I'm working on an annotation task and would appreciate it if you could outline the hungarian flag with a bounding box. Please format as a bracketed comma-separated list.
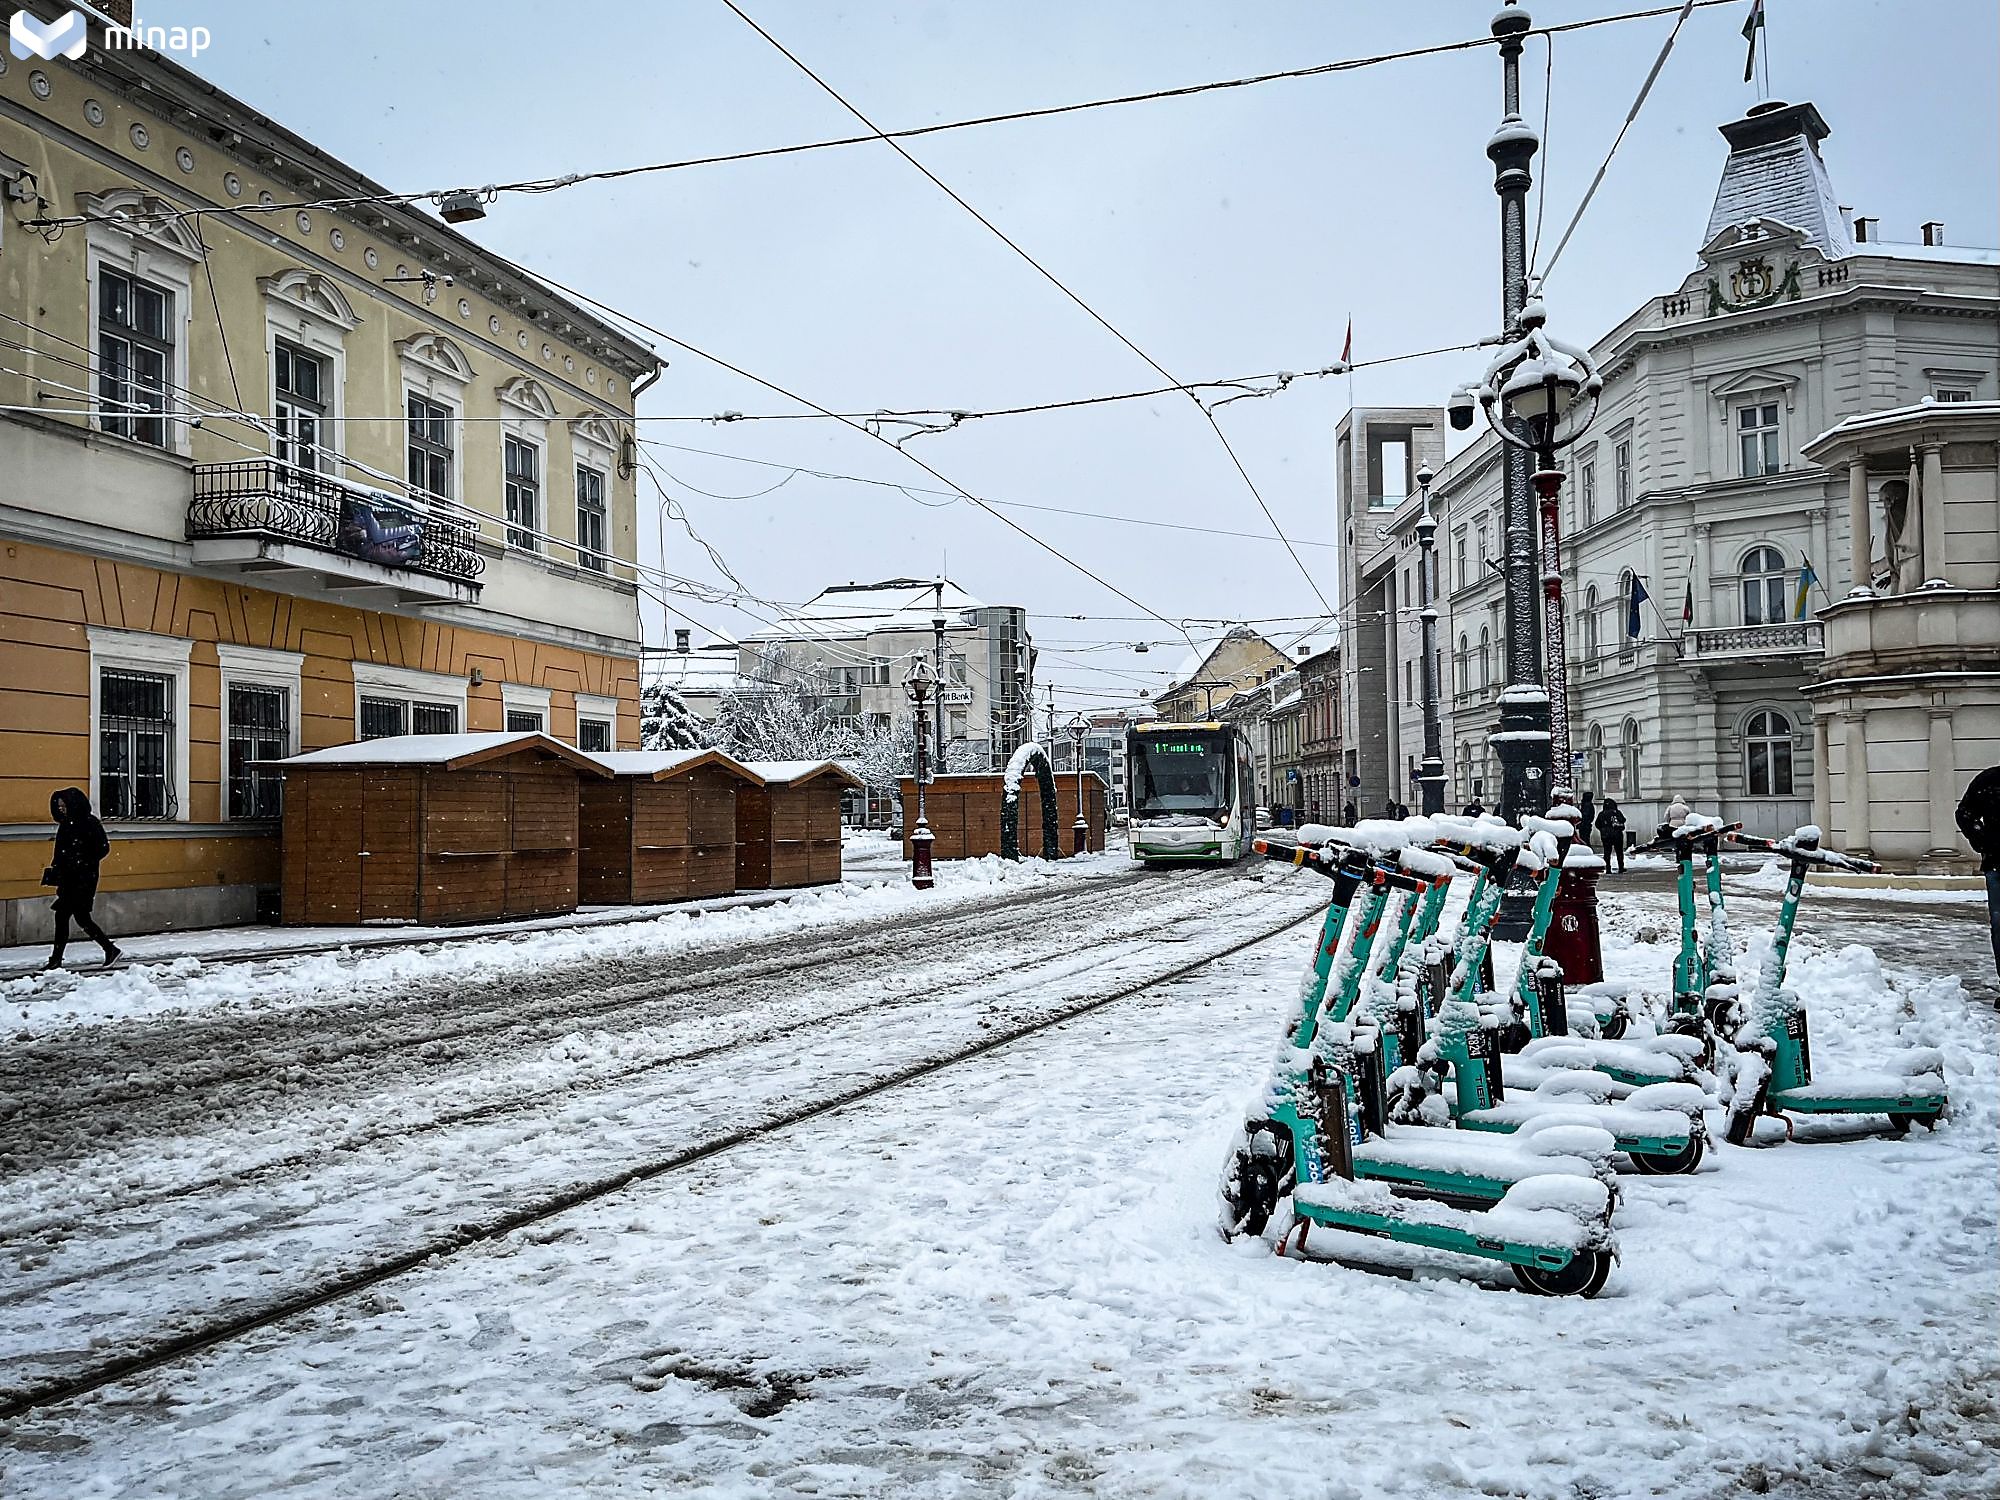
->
[1340, 317, 1353, 369]
[1682, 575, 1695, 627]
[1794, 557, 1819, 619]
[1743, 0, 1765, 83]
[1627, 575, 1649, 639]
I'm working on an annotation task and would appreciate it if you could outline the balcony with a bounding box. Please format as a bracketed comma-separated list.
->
[1684, 620, 1823, 664]
[188, 460, 484, 606]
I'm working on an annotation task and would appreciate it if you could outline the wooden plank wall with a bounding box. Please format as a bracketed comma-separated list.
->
[577, 779, 636, 905]
[899, 773, 1109, 860]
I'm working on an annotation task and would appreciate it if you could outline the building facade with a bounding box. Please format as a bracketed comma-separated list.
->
[737, 579, 1033, 770]
[1153, 626, 1291, 722]
[1391, 98, 1997, 851]
[1297, 639, 1341, 821]
[0, 5, 659, 940]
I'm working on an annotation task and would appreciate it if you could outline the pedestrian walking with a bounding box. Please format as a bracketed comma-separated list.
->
[1463, 798, 1485, 818]
[1341, 799, 1358, 827]
[1577, 790, 1596, 851]
[43, 787, 121, 971]
[1954, 764, 2000, 988]
[1394, 802, 1410, 820]
[1595, 797, 1627, 873]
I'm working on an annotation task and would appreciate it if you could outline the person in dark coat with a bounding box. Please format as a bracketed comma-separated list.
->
[1955, 765, 2000, 984]
[1577, 791, 1596, 852]
[1393, 802, 1410, 820]
[1595, 797, 1627, 873]
[1463, 798, 1485, 818]
[1341, 800, 1358, 827]
[44, 787, 120, 970]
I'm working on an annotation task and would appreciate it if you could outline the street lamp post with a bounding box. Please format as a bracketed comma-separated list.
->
[1414, 462, 1446, 816]
[905, 657, 937, 890]
[1065, 712, 1091, 856]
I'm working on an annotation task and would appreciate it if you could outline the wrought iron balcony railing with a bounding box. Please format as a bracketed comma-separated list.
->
[189, 461, 485, 587]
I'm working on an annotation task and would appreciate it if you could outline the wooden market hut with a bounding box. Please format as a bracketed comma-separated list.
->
[275, 732, 607, 925]
[734, 760, 862, 890]
[578, 749, 764, 905]
[899, 771, 1109, 861]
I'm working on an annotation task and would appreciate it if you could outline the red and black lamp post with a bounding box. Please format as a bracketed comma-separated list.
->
[906, 656, 936, 891]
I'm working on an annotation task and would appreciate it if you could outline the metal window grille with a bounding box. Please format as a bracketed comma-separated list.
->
[575, 465, 607, 571]
[227, 683, 288, 819]
[97, 269, 172, 448]
[578, 717, 612, 753]
[506, 709, 543, 733]
[411, 701, 458, 735]
[505, 436, 540, 551]
[359, 696, 408, 739]
[407, 394, 453, 498]
[99, 667, 175, 818]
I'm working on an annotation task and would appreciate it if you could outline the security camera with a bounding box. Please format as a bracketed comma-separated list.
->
[1447, 385, 1477, 431]
[188, 415, 203, 429]
[442, 274, 455, 287]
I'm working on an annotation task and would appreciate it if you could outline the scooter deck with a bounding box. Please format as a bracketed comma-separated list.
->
[1351, 1125, 1612, 1205]
[1771, 1074, 1947, 1116]
[1292, 1174, 1611, 1272]
[1459, 1097, 1696, 1156]
[1518, 1035, 1703, 1090]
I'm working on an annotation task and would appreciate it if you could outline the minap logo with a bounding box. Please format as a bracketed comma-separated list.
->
[9, 8, 88, 60]
[7, 9, 211, 62]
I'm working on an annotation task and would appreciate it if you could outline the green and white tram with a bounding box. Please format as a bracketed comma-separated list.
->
[1126, 721, 1256, 865]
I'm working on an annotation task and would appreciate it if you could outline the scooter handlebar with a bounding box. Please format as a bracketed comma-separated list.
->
[1726, 829, 1881, 874]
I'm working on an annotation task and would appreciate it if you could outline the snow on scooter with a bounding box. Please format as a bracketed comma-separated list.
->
[1393, 817, 1710, 1175]
[1720, 826, 1947, 1144]
[1220, 837, 1617, 1295]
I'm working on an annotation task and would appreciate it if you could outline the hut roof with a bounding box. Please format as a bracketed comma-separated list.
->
[276, 732, 610, 775]
[739, 759, 865, 789]
[588, 748, 766, 784]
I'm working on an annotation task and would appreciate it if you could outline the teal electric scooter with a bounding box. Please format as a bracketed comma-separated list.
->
[1721, 827, 1948, 1144]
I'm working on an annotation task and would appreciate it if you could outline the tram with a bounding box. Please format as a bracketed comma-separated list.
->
[1125, 721, 1256, 865]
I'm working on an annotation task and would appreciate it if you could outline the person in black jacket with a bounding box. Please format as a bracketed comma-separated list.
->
[1955, 764, 2000, 982]
[1577, 790, 1596, 852]
[1595, 798, 1628, 873]
[44, 787, 120, 970]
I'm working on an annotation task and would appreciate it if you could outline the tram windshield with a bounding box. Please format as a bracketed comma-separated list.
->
[1130, 730, 1232, 819]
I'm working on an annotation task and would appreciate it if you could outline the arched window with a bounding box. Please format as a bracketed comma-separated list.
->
[1618, 571, 1637, 659]
[1459, 741, 1473, 800]
[1742, 546, 1787, 625]
[1744, 709, 1794, 796]
[1478, 625, 1491, 689]
[1583, 584, 1600, 661]
[1588, 722, 1606, 798]
[1620, 717, 1641, 799]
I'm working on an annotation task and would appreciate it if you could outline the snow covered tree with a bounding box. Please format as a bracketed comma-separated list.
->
[708, 650, 855, 763]
[639, 677, 713, 751]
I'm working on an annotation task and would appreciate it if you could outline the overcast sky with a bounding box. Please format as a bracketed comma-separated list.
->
[160, 0, 1998, 714]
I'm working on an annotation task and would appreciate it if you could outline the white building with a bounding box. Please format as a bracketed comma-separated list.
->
[648, 630, 739, 723]
[1346, 99, 1998, 848]
[737, 578, 1034, 770]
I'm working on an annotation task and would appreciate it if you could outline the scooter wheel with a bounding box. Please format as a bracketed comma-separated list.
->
[1628, 1132, 1704, 1176]
[1515, 1248, 1612, 1298]
[1599, 1012, 1629, 1041]
[1888, 1110, 1941, 1134]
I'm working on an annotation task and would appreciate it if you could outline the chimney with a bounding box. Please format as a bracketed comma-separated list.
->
[674, 629, 691, 654]
[1854, 216, 1878, 243]
[1921, 220, 1945, 246]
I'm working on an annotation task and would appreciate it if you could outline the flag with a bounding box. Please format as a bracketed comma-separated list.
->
[1795, 557, 1818, 620]
[1742, 0, 1765, 83]
[1627, 574, 1649, 639]
[1682, 574, 1695, 628]
[1340, 317, 1352, 368]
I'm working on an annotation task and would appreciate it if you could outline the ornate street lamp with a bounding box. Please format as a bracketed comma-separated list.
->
[1467, 293, 1603, 786]
[1065, 712, 1091, 856]
[905, 656, 937, 890]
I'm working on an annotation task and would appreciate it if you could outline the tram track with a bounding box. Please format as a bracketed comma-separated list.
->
[0, 876, 1320, 1419]
[0, 865, 1186, 1150]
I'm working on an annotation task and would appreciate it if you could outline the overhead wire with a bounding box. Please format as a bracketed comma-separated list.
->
[720, 0, 1334, 617]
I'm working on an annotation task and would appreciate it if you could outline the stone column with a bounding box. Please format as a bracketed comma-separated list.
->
[1846, 459, 1872, 594]
[1811, 712, 1832, 836]
[1842, 710, 1871, 855]
[1926, 706, 1958, 863]
[1919, 442, 1947, 586]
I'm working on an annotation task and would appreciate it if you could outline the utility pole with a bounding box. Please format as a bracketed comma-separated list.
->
[931, 580, 948, 775]
[1489, 0, 1549, 934]
[1415, 462, 1446, 815]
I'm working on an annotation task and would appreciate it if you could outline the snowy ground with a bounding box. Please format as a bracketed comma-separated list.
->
[1, 863, 1994, 1498]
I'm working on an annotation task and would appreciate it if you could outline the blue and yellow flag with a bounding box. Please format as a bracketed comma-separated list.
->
[1794, 557, 1818, 620]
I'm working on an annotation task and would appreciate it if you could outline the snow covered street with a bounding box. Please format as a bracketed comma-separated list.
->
[1, 864, 1995, 1498]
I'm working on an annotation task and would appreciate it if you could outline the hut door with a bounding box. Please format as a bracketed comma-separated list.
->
[304, 772, 365, 923]
[360, 773, 419, 920]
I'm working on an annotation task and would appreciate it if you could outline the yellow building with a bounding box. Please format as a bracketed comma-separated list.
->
[0, 5, 661, 941]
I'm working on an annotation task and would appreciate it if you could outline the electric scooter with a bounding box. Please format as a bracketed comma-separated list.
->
[1720, 827, 1948, 1144]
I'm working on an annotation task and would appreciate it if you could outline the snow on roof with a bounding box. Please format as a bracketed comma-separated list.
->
[744, 579, 992, 643]
[276, 732, 607, 773]
[648, 649, 740, 696]
[589, 749, 763, 783]
[1805, 398, 2000, 452]
[739, 759, 864, 788]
